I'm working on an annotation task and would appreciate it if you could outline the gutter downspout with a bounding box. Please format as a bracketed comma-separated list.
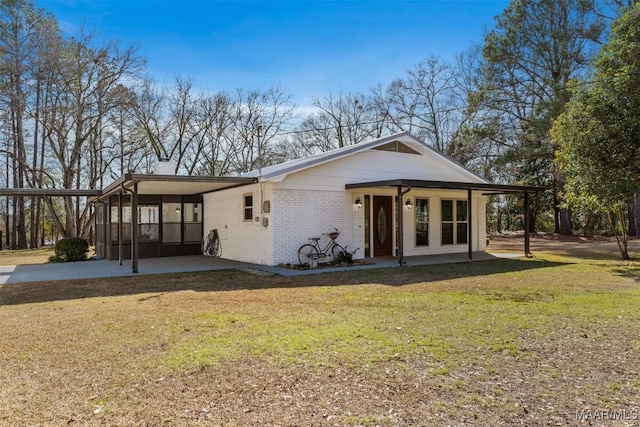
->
[468, 189, 473, 260]
[118, 190, 123, 266]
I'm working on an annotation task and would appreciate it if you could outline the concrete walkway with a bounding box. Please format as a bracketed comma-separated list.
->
[0, 252, 522, 284]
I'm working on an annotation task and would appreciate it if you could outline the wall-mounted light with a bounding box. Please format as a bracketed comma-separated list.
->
[355, 197, 362, 209]
[405, 199, 413, 209]
[175, 207, 181, 213]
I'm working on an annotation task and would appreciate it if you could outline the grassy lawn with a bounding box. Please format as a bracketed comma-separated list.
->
[0, 246, 55, 265]
[1, 238, 639, 425]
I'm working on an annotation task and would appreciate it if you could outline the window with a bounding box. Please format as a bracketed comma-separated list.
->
[415, 198, 429, 246]
[183, 202, 202, 243]
[441, 199, 468, 245]
[110, 205, 131, 244]
[138, 205, 159, 242]
[162, 202, 181, 243]
[162, 200, 203, 243]
[455, 200, 468, 245]
[243, 194, 253, 221]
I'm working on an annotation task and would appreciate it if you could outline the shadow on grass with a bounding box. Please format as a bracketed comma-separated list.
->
[612, 266, 640, 283]
[0, 257, 569, 306]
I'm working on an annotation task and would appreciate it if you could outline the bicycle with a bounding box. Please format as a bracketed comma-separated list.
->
[202, 229, 221, 257]
[297, 228, 346, 265]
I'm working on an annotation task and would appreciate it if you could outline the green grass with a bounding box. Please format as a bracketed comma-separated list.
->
[159, 255, 640, 375]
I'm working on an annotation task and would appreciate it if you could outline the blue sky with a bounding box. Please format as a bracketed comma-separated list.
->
[35, 0, 509, 106]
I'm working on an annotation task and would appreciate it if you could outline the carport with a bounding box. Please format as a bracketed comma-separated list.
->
[91, 173, 256, 273]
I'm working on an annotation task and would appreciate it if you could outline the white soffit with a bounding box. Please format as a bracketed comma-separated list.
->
[135, 180, 248, 195]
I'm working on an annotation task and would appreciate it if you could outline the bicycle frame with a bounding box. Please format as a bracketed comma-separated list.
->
[298, 230, 345, 266]
[310, 237, 339, 257]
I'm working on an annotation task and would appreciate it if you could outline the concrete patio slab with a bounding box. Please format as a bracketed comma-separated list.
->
[0, 252, 523, 284]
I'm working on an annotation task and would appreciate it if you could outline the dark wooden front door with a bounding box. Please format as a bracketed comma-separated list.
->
[373, 196, 393, 256]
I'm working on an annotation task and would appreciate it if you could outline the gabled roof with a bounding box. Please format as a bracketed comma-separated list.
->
[242, 132, 490, 184]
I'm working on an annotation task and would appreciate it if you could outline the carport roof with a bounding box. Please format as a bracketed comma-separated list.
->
[92, 173, 256, 202]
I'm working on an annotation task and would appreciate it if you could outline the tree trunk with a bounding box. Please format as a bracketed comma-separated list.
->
[529, 210, 537, 233]
[30, 80, 42, 248]
[628, 202, 637, 236]
[46, 197, 68, 238]
[37, 77, 51, 247]
[4, 146, 9, 249]
[3, 198, 9, 249]
[553, 192, 561, 233]
[11, 124, 17, 250]
[635, 194, 640, 237]
[559, 207, 572, 235]
[555, 176, 572, 235]
[608, 209, 630, 261]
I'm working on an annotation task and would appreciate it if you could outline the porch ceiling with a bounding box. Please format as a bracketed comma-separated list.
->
[93, 173, 256, 201]
[345, 179, 544, 194]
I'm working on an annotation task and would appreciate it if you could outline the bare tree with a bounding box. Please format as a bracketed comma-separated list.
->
[445, 46, 504, 171]
[184, 92, 234, 176]
[283, 114, 341, 160]
[131, 78, 171, 161]
[42, 28, 143, 238]
[226, 87, 296, 173]
[372, 57, 461, 153]
[0, 0, 54, 248]
[310, 91, 373, 149]
[101, 83, 152, 179]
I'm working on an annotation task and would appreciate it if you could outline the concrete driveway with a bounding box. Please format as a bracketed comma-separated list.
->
[0, 252, 521, 284]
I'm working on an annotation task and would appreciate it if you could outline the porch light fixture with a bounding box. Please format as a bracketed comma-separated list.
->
[175, 207, 181, 213]
[405, 199, 413, 209]
[355, 197, 362, 209]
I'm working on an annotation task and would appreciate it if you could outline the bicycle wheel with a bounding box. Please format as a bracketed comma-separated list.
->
[212, 238, 221, 257]
[331, 243, 346, 260]
[203, 229, 221, 257]
[213, 230, 221, 257]
[298, 244, 318, 265]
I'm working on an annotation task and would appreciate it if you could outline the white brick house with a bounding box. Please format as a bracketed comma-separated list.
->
[202, 132, 539, 266]
[94, 132, 539, 271]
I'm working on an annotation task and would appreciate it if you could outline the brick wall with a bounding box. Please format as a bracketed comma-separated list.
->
[204, 184, 488, 265]
[270, 188, 355, 265]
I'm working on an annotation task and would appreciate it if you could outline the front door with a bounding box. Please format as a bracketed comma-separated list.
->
[373, 196, 393, 256]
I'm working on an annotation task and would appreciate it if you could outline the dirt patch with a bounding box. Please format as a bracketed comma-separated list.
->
[489, 232, 640, 260]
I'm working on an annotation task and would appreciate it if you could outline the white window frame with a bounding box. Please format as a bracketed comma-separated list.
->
[441, 199, 468, 245]
[415, 198, 429, 247]
[243, 193, 254, 222]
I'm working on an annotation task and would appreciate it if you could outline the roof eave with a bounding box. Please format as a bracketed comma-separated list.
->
[345, 179, 544, 193]
[94, 174, 257, 201]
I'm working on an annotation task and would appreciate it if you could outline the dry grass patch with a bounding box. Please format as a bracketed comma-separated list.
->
[0, 247, 55, 265]
[1, 241, 640, 425]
